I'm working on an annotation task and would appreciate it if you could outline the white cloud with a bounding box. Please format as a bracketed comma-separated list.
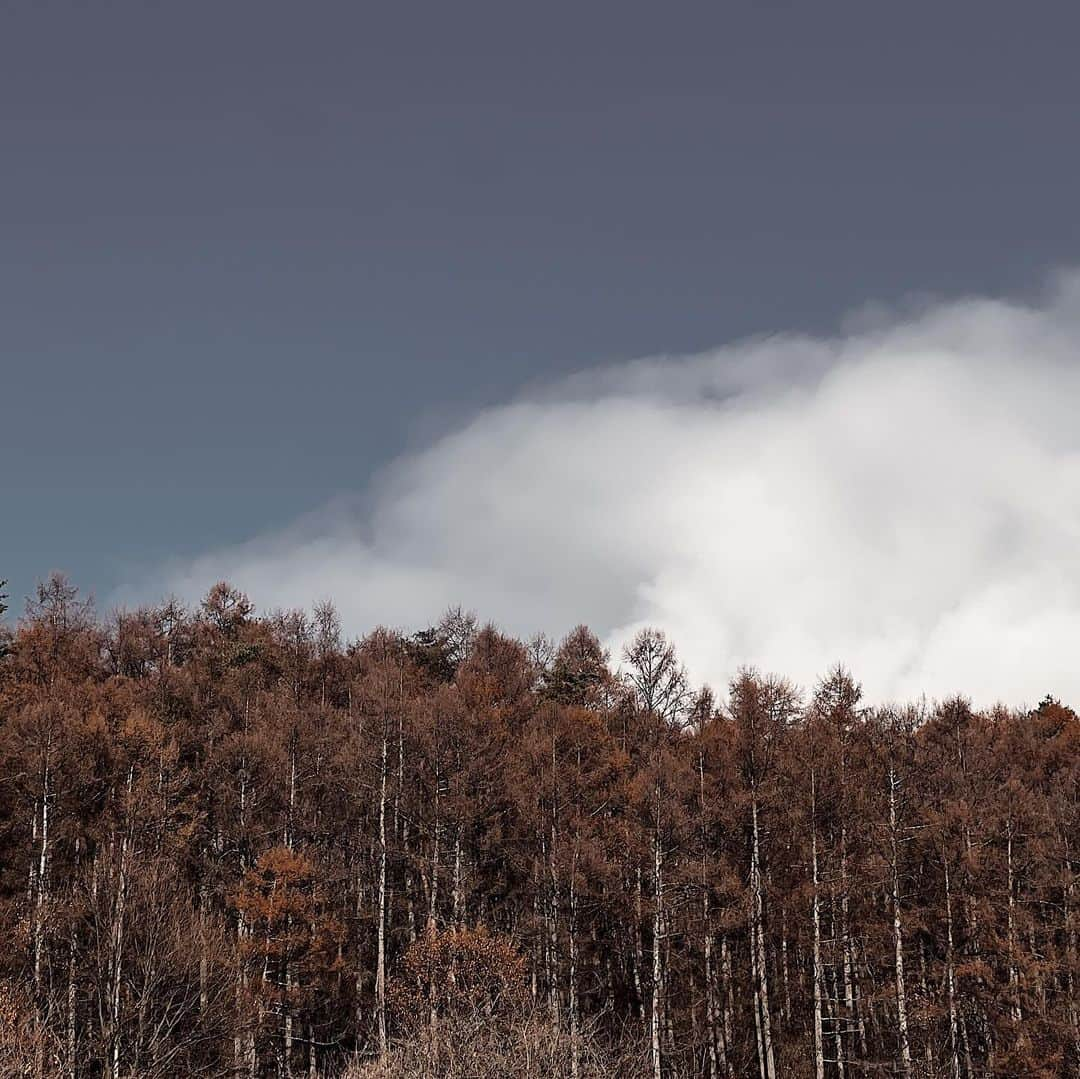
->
[146, 276, 1080, 706]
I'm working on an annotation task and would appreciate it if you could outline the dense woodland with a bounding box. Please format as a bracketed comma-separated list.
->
[1, 574, 1078, 1077]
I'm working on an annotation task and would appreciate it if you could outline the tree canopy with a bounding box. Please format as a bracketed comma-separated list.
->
[0, 577, 1075, 1077]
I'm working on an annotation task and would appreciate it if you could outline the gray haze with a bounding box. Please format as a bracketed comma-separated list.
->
[4, 2, 1080, 665]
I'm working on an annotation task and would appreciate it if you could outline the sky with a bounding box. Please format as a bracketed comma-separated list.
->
[5, 2, 1080, 703]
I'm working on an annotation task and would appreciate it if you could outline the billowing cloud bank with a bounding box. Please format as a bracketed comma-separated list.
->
[154, 278, 1080, 705]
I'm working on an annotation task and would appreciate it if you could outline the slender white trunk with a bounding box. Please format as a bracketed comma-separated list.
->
[780, 909, 791, 1027]
[700, 754, 722, 1079]
[395, 705, 403, 839]
[1007, 830, 1022, 1022]
[944, 859, 961, 1079]
[751, 797, 776, 1079]
[547, 815, 561, 1024]
[107, 833, 130, 1079]
[452, 830, 463, 928]
[1067, 858, 1080, 1064]
[811, 775, 825, 1079]
[199, 879, 209, 1013]
[539, 837, 553, 1012]
[704, 923, 721, 1078]
[721, 936, 735, 1078]
[67, 839, 79, 1079]
[285, 737, 297, 849]
[284, 927, 293, 1079]
[34, 759, 51, 999]
[429, 765, 440, 931]
[840, 833, 856, 1061]
[751, 916, 765, 1079]
[568, 846, 579, 1079]
[651, 783, 663, 1079]
[547, 731, 562, 1025]
[634, 867, 645, 1020]
[375, 724, 389, 1058]
[888, 769, 912, 1078]
[235, 905, 250, 1076]
[830, 918, 846, 1079]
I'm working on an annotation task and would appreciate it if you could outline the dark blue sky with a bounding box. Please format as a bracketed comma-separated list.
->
[4, 1, 1080, 612]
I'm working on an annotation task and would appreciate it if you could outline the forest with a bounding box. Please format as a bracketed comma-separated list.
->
[0, 573, 1077, 1078]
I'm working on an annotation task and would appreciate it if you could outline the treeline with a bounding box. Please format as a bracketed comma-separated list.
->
[1, 574, 1078, 1077]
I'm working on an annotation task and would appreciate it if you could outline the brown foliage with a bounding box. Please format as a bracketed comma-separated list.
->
[345, 1010, 647, 1079]
[2, 577, 1079, 1077]
[389, 926, 527, 1027]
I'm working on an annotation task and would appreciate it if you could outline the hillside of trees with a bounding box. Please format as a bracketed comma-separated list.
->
[1, 573, 1078, 1077]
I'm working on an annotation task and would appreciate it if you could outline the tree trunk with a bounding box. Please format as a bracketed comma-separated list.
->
[700, 747, 723, 1079]
[67, 881, 77, 1079]
[944, 858, 961, 1079]
[811, 775, 826, 1079]
[699, 751, 717, 1079]
[751, 797, 777, 1079]
[33, 756, 52, 1002]
[780, 908, 792, 1028]
[106, 833, 130, 1079]
[285, 734, 297, 850]
[452, 830, 463, 928]
[429, 765, 441, 932]
[751, 912, 765, 1079]
[651, 782, 664, 1079]
[888, 768, 912, 1079]
[547, 820, 561, 1024]
[1006, 829, 1022, 1023]
[375, 723, 389, 1058]
[199, 878, 209, 1014]
[634, 867, 645, 1022]
[704, 921, 722, 1078]
[1067, 856, 1080, 1065]
[721, 936, 735, 1078]
[569, 844, 580, 1079]
[283, 922, 293, 1079]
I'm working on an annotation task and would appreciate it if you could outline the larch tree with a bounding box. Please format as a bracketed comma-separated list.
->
[2, 576, 1080, 1077]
